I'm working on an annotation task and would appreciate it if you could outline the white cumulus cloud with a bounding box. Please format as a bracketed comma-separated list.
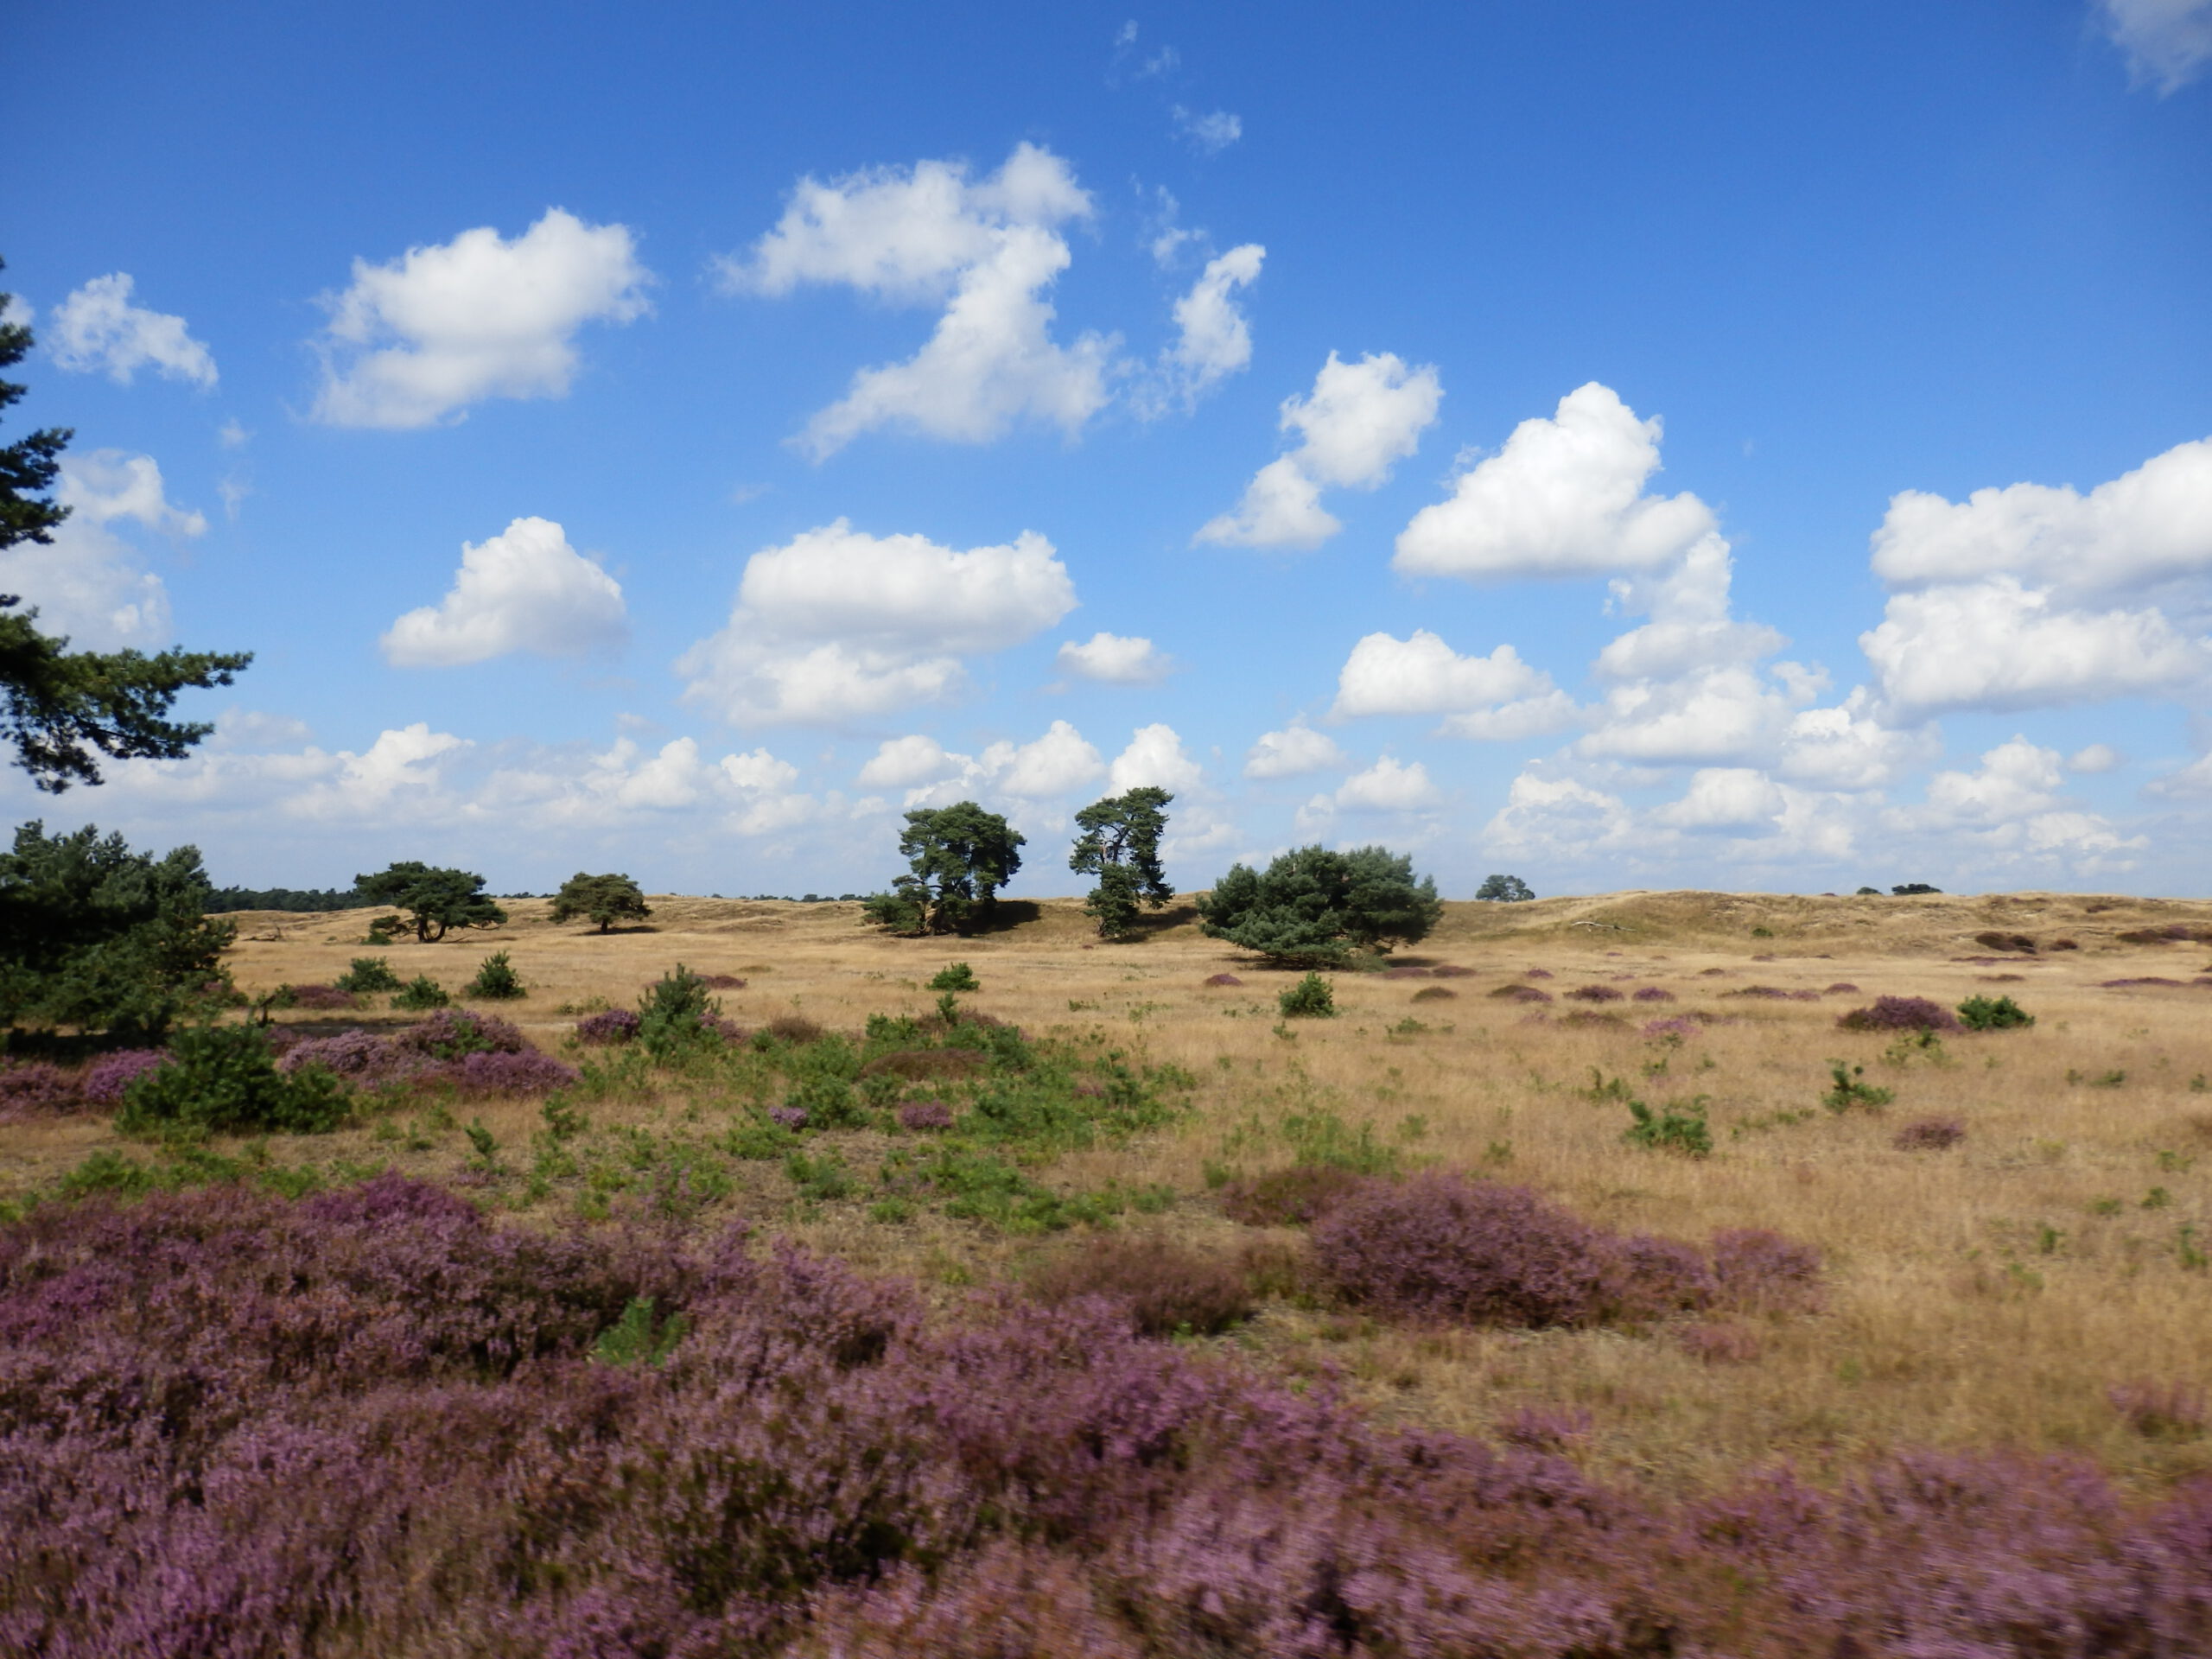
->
[1198, 351, 1442, 550]
[1332, 755, 1441, 813]
[677, 519, 1077, 725]
[381, 516, 627, 667]
[1243, 721, 1347, 779]
[1055, 631, 1172, 684]
[1395, 382, 1719, 582]
[2068, 742, 2126, 774]
[1142, 243, 1264, 415]
[724, 143, 1114, 458]
[1331, 629, 1569, 741]
[313, 209, 652, 428]
[1652, 767, 1788, 832]
[857, 734, 960, 790]
[982, 720, 1106, 798]
[1173, 107, 1243, 153]
[1109, 722, 1204, 794]
[48, 274, 217, 386]
[2101, 0, 2212, 92]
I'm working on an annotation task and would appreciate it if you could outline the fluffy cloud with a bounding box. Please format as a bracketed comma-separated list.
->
[313, 209, 652, 428]
[1109, 722, 1204, 794]
[982, 720, 1105, 798]
[0, 451, 203, 649]
[1055, 631, 1173, 684]
[725, 144, 1114, 458]
[1332, 756, 1440, 812]
[2101, 0, 2212, 92]
[678, 519, 1076, 725]
[1198, 351, 1441, 550]
[1395, 382, 1719, 581]
[1880, 737, 2145, 869]
[856, 734, 958, 790]
[1243, 721, 1346, 779]
[2068, 743, 2126, 774]
[1651, 767, 1787, 832]
[1481, 772, 1635, 862]
[1144, 244, 1264, 414]
[1330, 629, 1573, 739]
[1860, 577, 2207, 718]
[1173, 106, 1243, 153]
[380, 517, 626, 667]
[47, 274, 216, 386]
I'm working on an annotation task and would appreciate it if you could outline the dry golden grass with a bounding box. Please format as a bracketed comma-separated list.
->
[10, 886, 2212, 1501]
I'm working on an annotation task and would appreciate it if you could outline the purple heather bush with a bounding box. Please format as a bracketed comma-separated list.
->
[576, 1007, 642, 1045]
[1202, 973, 1244, 987]
[0, 1179, 2208, 1655]
[1491, 985, 1554, 1003]
[79, 1048, 171, 1106]
[769, 1104, 810, 1130]
[1631, 986, 1676, 1003]
[0, 1061, 80, 1120]
[283, 982, 358, 1010]
[895, 1099, 953, 1132]
[1837, 995, 1965, 1033]
[1564, 985, 1624, 1003]
[393, 1007, 526, 1058]
[445, 1049, 581, 1097]
[1522, 967, 1554, 979]
[1642, 1017, 1700, 1042]
[1709, 1228, 1825, 1315]
[1826, 982, 1860, 994]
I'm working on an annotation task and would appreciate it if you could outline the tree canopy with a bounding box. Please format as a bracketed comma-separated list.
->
[862, 802, 1025, 936]
[354, 862, 508, 943]
[1069, 786, 1173, 939]
[0, 820, 235, 1039]
[1475, 874, 1536, 902]
[1196, 844, 1442, 967]
[0, 257, 251, 792]
[551, 871, 653, 932]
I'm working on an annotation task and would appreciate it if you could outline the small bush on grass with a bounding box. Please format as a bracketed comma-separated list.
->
[1823, 1061, 1895, 1112]
[1410, 985, 1457, 1002]
[1277, 972, 1337, 1019]
[334, 956, 404, 994]
[1566, 984, 1625, 1003]
[766, 1012, 825, 1045]
[1958, 994, 2033, 1031]
[1894, 1116, 1967, 1150]
[273, 983, 356, 1010]
[1632, 986, 1676, 1002]
[466, 950, 526, 1000]
[1218, 1163, 1371, 1227]
[636, 964, 730, 1059]
[575, 1007, 641, 1045]
[927, 962, 980, 992]
[118, 1024, 349, 1135]
[1027, 1235, 1255, 1337]
[0, 1061, 79, 1119]
[1202, 972, 1243, 987]
[1838, 995, 1962, 1033]
[392, 976, 448, 1011]
[1624, 1096, 1712, 1157]
[896, 1099, 954, 1132]
[80, 1048, 169, 1106]
[1491, 984, 1552, 1003]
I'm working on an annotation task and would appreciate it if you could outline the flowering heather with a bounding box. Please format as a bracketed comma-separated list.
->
[1428, 964, 1476, 978]
[1893, 1116, 1967, 1151]
[1630, 986, 1675, 1002]
[392, 1007, 527, 1058]
[1202, 973, 1243, 987]
[896, 1099, 953, 1132]
[1642, 1017, 1699, 1041]
[0, 1061, 78, 1120]
[1710, 1228, 1825, 1315]
[1491, 984, 1553, 1003]
[1523, 967, 1554, 979]
[769, 1104, 810, 1130]
[1026, 1235, 1255, 1337]
[0, 1179, 2209, 1655]
[1218, 1163, 1371, 1227]
[1826, 982, 1859, 994]
[1837, 995, 1964, 1033]
[283, 982, 358, 1010]
[1726, 985, 1793, 1000]
[79, 1048, 171, 1106]
[444, 1048, 580, 1097]
[576, 1007, 642, 1045]
[1564, 984, 1624, 1003]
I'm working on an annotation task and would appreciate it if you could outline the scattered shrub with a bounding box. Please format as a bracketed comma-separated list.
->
[1631, 986, 1675, 1002]
[699, 973, 748, 989]
[576, 1007, 642, 1045]
[928, 962, 981, 992]
[1277, 972, 1337, 1019]
[1726, 985, 1792, 1000]
[394, 1007, 525, 1060]
[1565, 984, 1624, 1003]
[1027, 1235, 1255, 1338]
[2118, 924, 2212, 944]
[769, 1104, 810, 1130]
[637, 963, 730, 1058]
[1974, 931, 2037, 953]
[2109, 1380, 2208, 1441]
[0, 1061, 78, 1119]
[443, 1049, 579, 1097]
[392, 975, 448, 1011]
[1202, 973, 1243, 987]
[1410, 985, 1458, 1002]
[1429, 964, 1476, 978]
[1822, 1061, 1895, 1112]
[466, 950, 526, 1000]
[1624, 1096, 1713, 1157]
[118, 1023, 349, 1135]
[861, 1047, 986, 1082]
[2049, 938, 2080, 950]
[1218, 1163, 1371, 1227]
[79, 1048, 169, 1106]
[2102, 977, 2185, 989]
[1825, 982, 1859, 994]
[1893, 1116, 1967, 1151]
[896, 1099, 954, 1132]
[334, 956, 404, 994]
[278, 982, 357, 1010]
[766, 1012, 824, 1045]
[1710, 1227, 1825, 1314]
[1490, 984, 1553, 1003]
[1837, 995, 1962, 1033]
[1957, 994, 2033, 1031]
[1523, 968, 1554, 979]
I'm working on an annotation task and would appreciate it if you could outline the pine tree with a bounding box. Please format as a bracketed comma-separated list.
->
[1069, 786, 1173, 939]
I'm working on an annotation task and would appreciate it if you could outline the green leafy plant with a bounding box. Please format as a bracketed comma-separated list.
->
[550, 871, 652, 933]
[1277, 972, 1338, 1020]
[1822, 1060, 1895, 1112]
[1957, 995, 2034, 1031]
[392, 976, 448, 1011]
[1624, 1096, 1712, 1156]
[466, 950, 526, 1000]
[117, 1024, 348, 1135]
[1199, 844, 1442, 969]
[334, 956, 402, 994]
[927, 961, 980, 992]
[636, 963, 726, 1060]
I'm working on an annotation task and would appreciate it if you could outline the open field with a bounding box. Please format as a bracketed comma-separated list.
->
[11, 885, 2210, 1508]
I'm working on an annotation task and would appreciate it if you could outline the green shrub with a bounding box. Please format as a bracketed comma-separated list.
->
[392, 976, 448, 1011]
[117, 1024, 349, 1135]
[1957, 995, 2034, 1031]
[466, 950, 526, 1000]
[1623, 1096, 1712, 1156]
[591, 1297, 688, 1367]
[1822, 1061, 1896, 1111]
[1278, 972, 1337, 1019]
[334, 956, 402, 994]
[927, 961, 980, 992]
[637, 963, 726, 1060]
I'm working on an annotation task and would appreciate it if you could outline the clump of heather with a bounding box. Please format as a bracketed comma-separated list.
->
[1837, 995, 1964, 1033]
[1893, 1116, 1967, 1151]
[0, 1060, 79, 1120]
[1710, 1228, 1825, 1315]
[896, 1099, 953, 1132]
[1565, 984, 1624, 1003]
[576, 1007, 642, 1045]
[1631, 986, 1676, 1002]
[444, 1048, 580, 1096]
[1203, 972, 1244, 987]
[770, 1104, 810, 1130]
[1027, 1235, 1255, 1338]
[1491, 984, 1553, 1003]
[1218, 1163, 1371, 1227]
[1642, 1016, 1699, 1042]
[79, 1048, 170, 1106]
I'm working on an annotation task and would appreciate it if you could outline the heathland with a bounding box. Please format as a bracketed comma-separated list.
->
[5, 884, 2211, 1653]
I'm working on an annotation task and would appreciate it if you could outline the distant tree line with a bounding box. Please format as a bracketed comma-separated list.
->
[203, 887, 362, 913]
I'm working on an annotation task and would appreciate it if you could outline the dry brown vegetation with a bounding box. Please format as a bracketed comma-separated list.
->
[10, 884, 2212, 1505]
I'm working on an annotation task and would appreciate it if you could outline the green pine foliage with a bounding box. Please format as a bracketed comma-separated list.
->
[1957, 995, 2035, 1031]
[1475, 874, 1535, 902]
[861, 802, 1025, 936]
[466, 950, 526, 1000]
[334, 957, 403, 994]
[1623, 1096, 1713, 1156]
[116, 1024, 348, 1135]
[1277, 972, 1338, 1019]
[550, 871, 652, 932]
[353, 861, 508, 944]
[392, 976, 448, 1011]
[1197, 844, 1442, 968]
[1069, 786, 1173, 939]
[927, 962, 980, 992]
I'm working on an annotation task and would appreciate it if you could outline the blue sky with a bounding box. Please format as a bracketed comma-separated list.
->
[3, 0, 2209, 897]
